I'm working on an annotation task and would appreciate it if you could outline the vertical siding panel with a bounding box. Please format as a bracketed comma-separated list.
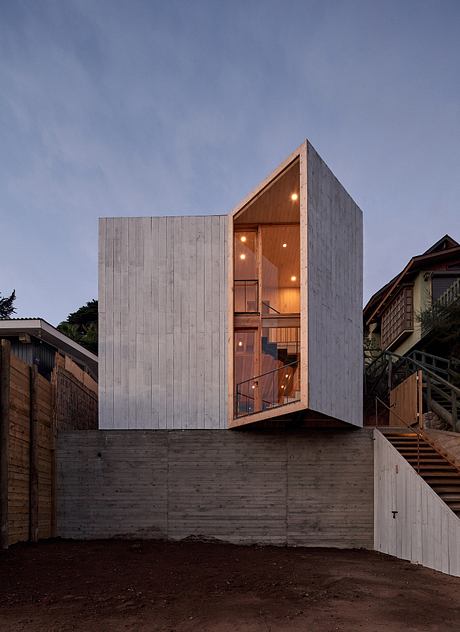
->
[218, 217, 227, 428]
[157, 217, 167, 426]
[120, 218, 130, 427]
[188, 216, 198, 429]
[150, 218, 160, 429]
[112, 218, 122, 428]
[105, 218, 115, 429]
[138, 217, 151, 427]
[307, 143, 363, 426]
[98, 218, 107, 428]
[209, 216, 219, 427]
[195, 217, 206, 425]
[165, 218, 175, 427]
[102, 215, 227, 429]
[127, 219, 137, 428]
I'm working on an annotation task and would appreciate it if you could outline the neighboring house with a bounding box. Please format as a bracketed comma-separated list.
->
[98, 140, 363, 430]
[0, 318, 98, 382]
[364, 235, 460, 358]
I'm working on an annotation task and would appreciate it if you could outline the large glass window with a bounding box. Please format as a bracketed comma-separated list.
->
[234, 330, 257, 416]
[261, 225, 300, 314]
[234, 230, 258, 312]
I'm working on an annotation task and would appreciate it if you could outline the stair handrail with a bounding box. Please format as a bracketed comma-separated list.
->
[375, 395, 460, 475]
[235, 360, 300, 417]
[384, 350, 460, 396]
[375, 395, 423, 472]
[261, 301, 282, 315]
[385, 350, 460, 431]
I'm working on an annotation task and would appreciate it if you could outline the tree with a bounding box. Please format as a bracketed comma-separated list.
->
[0, 289, 16, 319]
[58, 299, 98, 354]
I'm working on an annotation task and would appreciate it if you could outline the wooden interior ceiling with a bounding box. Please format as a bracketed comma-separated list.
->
[234, 158, 300, 225]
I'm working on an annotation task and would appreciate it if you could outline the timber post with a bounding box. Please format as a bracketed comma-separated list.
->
[0, 339, 11, 549]
[29, 364, 39, 543]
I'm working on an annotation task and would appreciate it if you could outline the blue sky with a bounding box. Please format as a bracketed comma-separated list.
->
[1, 0, 459, 324]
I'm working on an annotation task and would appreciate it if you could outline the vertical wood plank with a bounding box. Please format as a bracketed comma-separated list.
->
[29, 365, 39, 543]
[0, 340, 10, 549]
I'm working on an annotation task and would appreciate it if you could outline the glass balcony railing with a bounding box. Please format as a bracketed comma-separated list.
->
[235, 360, 300, 418]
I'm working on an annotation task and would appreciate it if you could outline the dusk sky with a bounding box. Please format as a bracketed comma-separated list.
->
[1, 0, 459, 325]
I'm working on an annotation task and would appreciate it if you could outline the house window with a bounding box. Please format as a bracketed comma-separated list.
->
[380, 286, 414, 349]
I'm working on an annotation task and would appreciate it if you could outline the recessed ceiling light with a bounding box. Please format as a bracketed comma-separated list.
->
[240, 253, 246, 260]
[282, 243, 287, 248]
[285, 373, 289, 378]
[291, 192, 298, 201]
[240, 235, 247, 242]
[238, 340, 243, 347]
[291, 275, 297, 282]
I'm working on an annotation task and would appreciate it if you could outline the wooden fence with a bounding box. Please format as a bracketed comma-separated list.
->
[0, 339, 97, 548]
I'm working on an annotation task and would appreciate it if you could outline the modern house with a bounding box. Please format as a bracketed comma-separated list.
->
[52, 140, 460, 578]
[98, 140, 363, 430]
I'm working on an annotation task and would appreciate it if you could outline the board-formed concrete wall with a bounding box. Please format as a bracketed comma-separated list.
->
[306, 142, 363, 427]
[374, 430, 460, 576]
[56, 428, 374, 547]
[99, 215, 228, 430]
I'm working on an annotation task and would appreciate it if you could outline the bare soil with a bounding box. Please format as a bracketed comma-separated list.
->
[1, 539, 459, 631]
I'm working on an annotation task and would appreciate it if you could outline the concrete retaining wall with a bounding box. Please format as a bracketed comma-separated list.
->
[56, 428, 374, 548]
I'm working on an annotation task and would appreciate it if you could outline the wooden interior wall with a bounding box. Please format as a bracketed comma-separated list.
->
[374, 429, 460, 576]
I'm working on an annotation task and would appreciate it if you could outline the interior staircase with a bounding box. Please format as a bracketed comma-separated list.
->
[382, 429, 460, 517]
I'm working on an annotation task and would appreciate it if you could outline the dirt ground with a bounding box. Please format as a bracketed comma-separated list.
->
[0, 540, 459, 631]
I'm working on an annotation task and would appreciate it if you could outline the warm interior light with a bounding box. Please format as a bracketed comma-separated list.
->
[291, 192, 298, 201]
[281, 385, 285, 389]
[240, 235, 247, 242]
[240, 253, 246, 260]
[291, 275, 297, 282]
[282, 243, 287, 248]
[251, 384, 256, 389]
[285, 374, 289, 378]
[238, 340, 243, 347]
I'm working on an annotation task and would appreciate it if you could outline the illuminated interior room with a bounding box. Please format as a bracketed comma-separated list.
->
[233, 158, 301, 418]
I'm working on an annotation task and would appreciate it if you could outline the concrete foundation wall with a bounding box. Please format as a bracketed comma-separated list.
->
[57, 428, 374, 548]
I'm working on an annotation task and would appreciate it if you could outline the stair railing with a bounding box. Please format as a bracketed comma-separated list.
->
[384, 350, 460, 432]
[375, 396, 422, 473]
[261, 301, 282, 315]
[375, 395, 460, 475]
[235, 360, 300, 418]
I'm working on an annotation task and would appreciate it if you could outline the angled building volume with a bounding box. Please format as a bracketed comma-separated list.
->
[98, 140, 363, 430]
